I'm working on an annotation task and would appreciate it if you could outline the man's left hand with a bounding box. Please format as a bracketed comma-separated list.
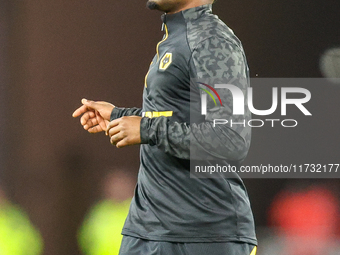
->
[106, 116, 142, 148]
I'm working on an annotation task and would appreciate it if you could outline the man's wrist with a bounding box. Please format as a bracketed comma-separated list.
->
[140, 117, 151, 144]
[110, 106, 122, 121]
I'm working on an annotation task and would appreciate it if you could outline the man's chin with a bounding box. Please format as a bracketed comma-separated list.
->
[146, 1, 159, 10]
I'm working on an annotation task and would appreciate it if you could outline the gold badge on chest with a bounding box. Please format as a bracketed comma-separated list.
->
[159, 53, 172, 71]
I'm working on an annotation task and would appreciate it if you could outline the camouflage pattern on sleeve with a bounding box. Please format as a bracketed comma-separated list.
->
[110, 107, 142, 121]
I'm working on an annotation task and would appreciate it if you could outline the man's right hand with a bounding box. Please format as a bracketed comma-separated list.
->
[72, 99, 115, 133]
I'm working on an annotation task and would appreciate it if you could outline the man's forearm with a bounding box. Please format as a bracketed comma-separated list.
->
[140, 116, 250, 161]
[110, 107, 143, 121]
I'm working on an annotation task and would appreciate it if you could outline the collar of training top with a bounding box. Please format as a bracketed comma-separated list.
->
[161, 4, 212, 28]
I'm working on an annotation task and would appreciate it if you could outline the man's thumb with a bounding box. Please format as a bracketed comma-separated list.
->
[82, 98, 96, 108]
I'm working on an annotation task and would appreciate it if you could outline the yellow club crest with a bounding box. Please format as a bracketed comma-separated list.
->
[159, 53, 172, 70]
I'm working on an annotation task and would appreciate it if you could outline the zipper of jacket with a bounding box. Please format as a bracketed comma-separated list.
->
[145, 15, 169, 88]
[156, 24, 168, 62]
[157, 13, 168, 62]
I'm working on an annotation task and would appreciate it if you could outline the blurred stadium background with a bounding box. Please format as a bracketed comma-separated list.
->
[0, 0, 339, 254]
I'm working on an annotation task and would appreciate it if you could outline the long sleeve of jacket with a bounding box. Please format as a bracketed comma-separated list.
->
[140, 36, 251, 162]
[110, 107, 142, 121]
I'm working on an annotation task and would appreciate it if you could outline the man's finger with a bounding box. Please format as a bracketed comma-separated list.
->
[72, 104, 89, 118]
[116, 139, 128, 148]
[73, 98, 99, 118]
[80, 111, 96, 125]
[107, 125, 120, 138]
[84, 117, 99, 130]
[88, 125, 104, 133]
[96, 113, 108, 131]
[82, 99, 101, 111]
[106, 119, 120, 135]
[110, 133, 123, 145]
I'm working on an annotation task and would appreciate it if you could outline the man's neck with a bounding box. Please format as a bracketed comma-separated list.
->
[167, 1, 211, 15]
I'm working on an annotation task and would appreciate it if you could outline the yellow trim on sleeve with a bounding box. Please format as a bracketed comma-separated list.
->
[144, 111, 173, 118]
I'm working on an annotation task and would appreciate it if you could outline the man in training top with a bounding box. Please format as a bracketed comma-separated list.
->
[73, 0, 257, 254]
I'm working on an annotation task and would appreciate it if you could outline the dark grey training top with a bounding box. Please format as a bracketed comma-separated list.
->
[110, 4, 257, 245]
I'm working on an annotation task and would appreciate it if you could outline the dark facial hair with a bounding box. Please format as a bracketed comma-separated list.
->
[146, 1, 159, 10]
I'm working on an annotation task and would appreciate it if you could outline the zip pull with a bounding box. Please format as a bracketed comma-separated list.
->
[161, 13, 166, 31]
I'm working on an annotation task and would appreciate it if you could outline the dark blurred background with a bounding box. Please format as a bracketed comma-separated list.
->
[0, 0, 339, 254]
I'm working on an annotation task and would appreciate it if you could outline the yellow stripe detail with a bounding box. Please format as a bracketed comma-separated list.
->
[144, 61, 153, 88]
[250, 246, 257, 255]
[144, 111, 173, 118]
[156, 24, 168, 62]
[145, 25, 168, 88]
